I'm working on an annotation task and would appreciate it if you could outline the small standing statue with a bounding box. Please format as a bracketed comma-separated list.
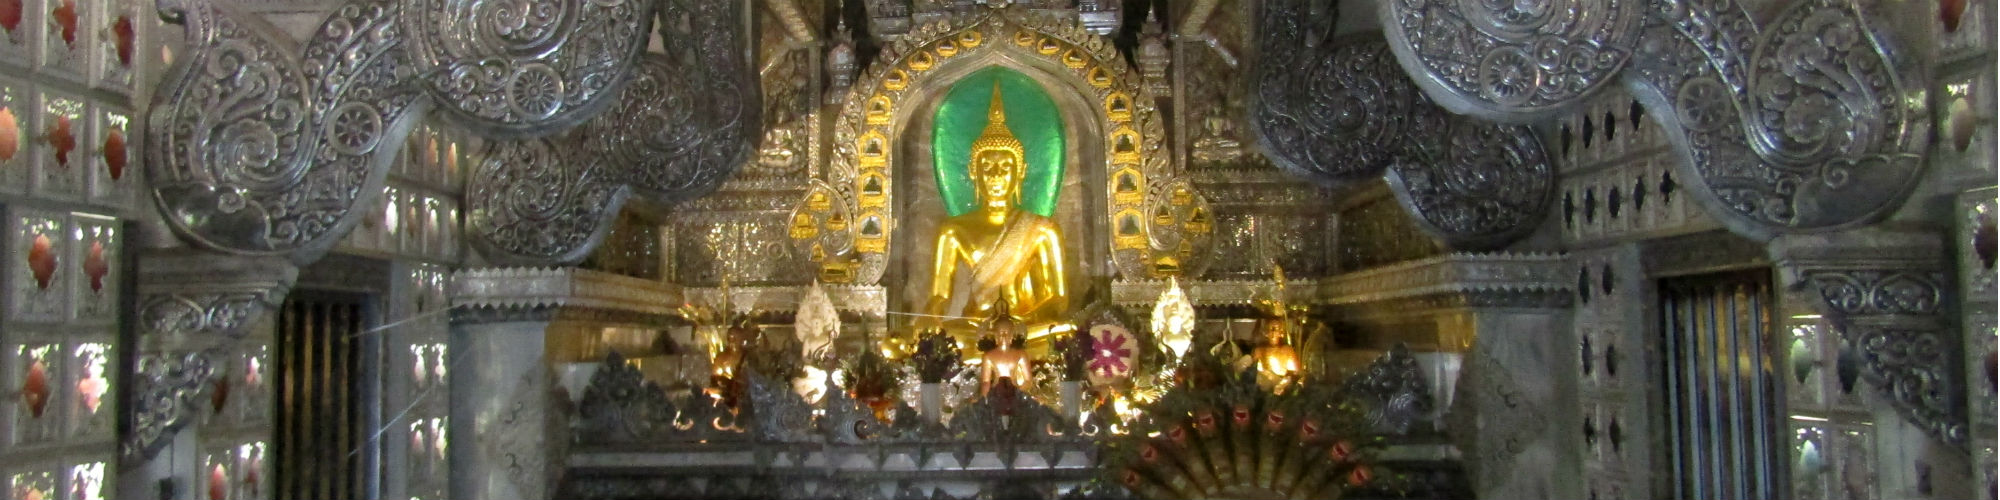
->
[979, 300, 1033, 399]
[708, 317, 761, 408]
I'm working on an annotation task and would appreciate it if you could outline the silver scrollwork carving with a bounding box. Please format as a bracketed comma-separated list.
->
[1799, 268, 1966, 448]
[1379, 0, 1644, 120]
[149, 0, 425, 262]
[398, 0, 655, 137]
[1249, 21, 1553, 249]
[1250, 10, 1426, 189]
[124, 351, 218, 460]
[1388, 117, 1555, 250]
[465, 137, 629, 265]
[585, 0, 760, 204]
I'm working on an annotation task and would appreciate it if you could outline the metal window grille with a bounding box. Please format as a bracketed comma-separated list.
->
[274, 291, 372, 500]
[1660, 270, 1785, 500]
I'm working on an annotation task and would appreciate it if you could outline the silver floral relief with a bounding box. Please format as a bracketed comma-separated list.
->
[586, 0, 759, 204]
[1388, 116, 1554, 250]
[1250, 5, 1427, 189]
[125, 351, 218, 460]
[397, 0, 654, 137]
[1379, 0, 1644, 120]
[1625, 0, 1926, 238]
[149, 0, 425, 262]
[466, 137, 629, 265]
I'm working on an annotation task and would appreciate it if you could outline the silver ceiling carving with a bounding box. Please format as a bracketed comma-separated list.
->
[588, 0, 758, 204]
[149, 0, 425, 263]
[466, 0, 758, 265]
[149, 0, 752, 267]
[1249, 3, 1553, 250]
[465, 137, 629, 264]
[1380, 0, 1644, 120]
[399, 0, 653, 137]
[1380, 0, 1930, 240]
[1388, 117, 1554, 249]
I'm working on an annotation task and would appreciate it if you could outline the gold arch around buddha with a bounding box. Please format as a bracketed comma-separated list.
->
[794, 9, 1178, 285]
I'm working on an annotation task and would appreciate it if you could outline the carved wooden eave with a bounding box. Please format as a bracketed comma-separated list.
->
[451, 268, 684, 324]
[1319, 253, 1572, 307]
[680, 285, 889, 316]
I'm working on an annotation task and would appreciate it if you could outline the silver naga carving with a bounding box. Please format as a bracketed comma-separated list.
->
[400, 0, 653, 137]
[1380, 0, 1930, 239]
[148, 0, 425, 262]
[467, 0, 758, 265]
[125, 351, 218, 459]
[1248, 10, 1552, 250]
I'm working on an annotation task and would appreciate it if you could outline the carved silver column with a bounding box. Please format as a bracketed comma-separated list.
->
[450, 267, 683, 500]
[1771, 228, 1968, 451]
[121, 250, 296, 500]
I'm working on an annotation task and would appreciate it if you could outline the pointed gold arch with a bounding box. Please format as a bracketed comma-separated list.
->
[790, 9, 1208, 285]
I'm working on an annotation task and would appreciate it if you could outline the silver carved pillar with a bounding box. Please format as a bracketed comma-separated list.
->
[1770, 227, 1973, 497]
[121, 250, 296, 499]
[448, 316, 561, 500]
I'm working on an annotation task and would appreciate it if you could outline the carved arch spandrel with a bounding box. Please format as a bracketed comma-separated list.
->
[148, 0, 428, 264]
[465, 0, 759, 266]
[1246, 14, 1554, 251]
[398, 0, 656, 138]
[1379, 0, 1932, 241]
[807, 8, 1187, 284]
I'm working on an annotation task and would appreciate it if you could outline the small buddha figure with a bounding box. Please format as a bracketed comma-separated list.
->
[1252, 318, 1301, 394]
[708, 318, 761, 406]
[979, 304, 1033, 397]
[1190, 108, 1245, 165]
[757, 123, 800, 171]
[920, 83, 1070, 349]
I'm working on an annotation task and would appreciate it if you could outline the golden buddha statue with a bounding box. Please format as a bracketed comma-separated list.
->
[918, 84, 1070, 349]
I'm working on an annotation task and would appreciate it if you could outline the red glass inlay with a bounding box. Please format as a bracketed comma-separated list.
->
[28, 232, 54, 290]
[46, 115, 72, 167]
[51, 0, 76, 47]
[103, 129, 125, 180]
[84, 240, 106, 293]
[0, 0, 20, 33]
[112, 15, 135, 67]
[0, 108, 20, 162]
[1943, 0, 1967, 32]
[210, 377, 230, 413]
[22, 358, 47, 418]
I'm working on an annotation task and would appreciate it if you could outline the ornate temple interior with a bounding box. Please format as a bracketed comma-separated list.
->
[0, 0, 1992, 498]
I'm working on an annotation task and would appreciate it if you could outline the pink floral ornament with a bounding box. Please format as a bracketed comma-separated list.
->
[1087, 324, 1135, 385]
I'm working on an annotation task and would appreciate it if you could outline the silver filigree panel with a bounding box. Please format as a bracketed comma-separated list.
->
[398, 0, 655, 137]
[1380, 0, 1644, 120]
[149, 0, 425, 262]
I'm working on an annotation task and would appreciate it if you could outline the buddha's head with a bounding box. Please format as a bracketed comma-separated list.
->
[970, 83, 1028, 208]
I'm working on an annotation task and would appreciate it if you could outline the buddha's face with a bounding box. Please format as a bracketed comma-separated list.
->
[973, 149, 1021, 205]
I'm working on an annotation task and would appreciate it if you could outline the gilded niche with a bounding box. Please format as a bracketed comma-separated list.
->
[918, 83, 1071, 346]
